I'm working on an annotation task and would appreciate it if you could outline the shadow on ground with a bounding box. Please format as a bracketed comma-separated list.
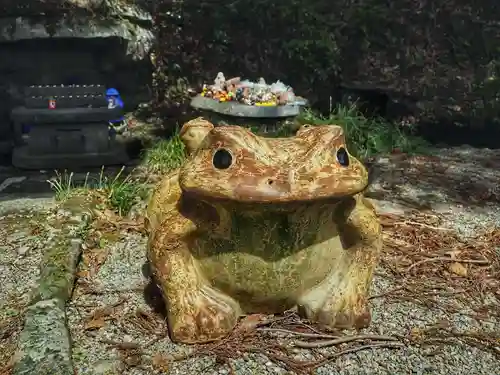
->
[365, 147, 500, 210]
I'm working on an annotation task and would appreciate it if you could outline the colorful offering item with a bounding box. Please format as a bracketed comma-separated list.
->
[200, 73, 298, 106]
[48, 98, 56, 109]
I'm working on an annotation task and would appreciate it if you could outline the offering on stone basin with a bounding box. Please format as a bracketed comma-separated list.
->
[200, 72, 299, 106]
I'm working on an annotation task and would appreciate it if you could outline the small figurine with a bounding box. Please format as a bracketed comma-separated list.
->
[106, 88, 126, 134]
[213, 72, 226, 91]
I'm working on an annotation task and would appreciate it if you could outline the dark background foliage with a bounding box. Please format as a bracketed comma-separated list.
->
[3, 0, 500, 141]
[153, 0, 500, 132]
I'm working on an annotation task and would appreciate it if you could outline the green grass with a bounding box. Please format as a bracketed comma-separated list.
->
[141, 131, 186, 175]
[47, 166, 148, 216]
[47, 130, 186, 216]
[298, 105, 429, 159]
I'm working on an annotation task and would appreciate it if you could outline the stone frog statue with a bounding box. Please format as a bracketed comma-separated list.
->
[146, 118, 382, 344]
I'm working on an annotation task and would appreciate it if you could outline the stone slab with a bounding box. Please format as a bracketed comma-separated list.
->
[190, 95, 304, 118]
[31, 238, 83, 304]
[12, 298, 74, 375]
[11, 207, 92, 375]
[12, 143, 129, 170]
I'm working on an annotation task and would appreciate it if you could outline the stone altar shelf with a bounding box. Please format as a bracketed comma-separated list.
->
[189, 95, 308, 136]
[190, 95, 307, 118]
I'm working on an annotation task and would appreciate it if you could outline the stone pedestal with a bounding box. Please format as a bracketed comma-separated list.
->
[189, 95, 306, 137]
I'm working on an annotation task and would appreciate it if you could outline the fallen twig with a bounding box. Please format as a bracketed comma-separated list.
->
[258, 327, 339, 340]
[312, 342, 405, 369]
[100, 339, 141, 350]
[393, 220, 453, 231]
[406, 257, 489, 273]
[294, 334, 399, 349]
[369, 286, 404, 300]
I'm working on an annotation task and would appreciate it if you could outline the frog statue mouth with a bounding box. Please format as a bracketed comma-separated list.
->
[178, 123, 369, 207]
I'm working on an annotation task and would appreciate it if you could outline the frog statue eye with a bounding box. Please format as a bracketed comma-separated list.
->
[212, 148, 233, 169]
[336, 147, 349, 167]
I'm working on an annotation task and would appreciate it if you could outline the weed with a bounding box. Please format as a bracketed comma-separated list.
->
[298, 105, 429, 158]
[47, 167, 148, 216]
[94, 167, 148, 215]
[46, 170, 76, 201]
[142, 131, 186, 175]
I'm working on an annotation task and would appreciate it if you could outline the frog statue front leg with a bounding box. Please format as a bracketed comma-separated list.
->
[297, 194, 382, 329]
[147, 210, 242, 344]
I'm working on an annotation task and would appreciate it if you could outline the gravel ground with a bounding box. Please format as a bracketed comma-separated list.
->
[0, 198, 56, 369]
[366, 146, 500, 237]
[66, 147, 500, 375]
[0, 146, 498, 374]
[67, 236, 500, 375]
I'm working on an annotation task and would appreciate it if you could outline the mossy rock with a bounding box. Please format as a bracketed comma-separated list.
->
[12, 299, 73, 375]
[31, 237, 81, 303]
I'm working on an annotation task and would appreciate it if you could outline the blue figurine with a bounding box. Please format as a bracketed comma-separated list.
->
[106, 88, 127, 134]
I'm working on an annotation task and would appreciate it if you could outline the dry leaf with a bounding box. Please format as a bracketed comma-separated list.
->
[81, 252, 92, 267]
[152, 353, 170, 372]
[124, 354, 142, 367]
[84, 317, 106, 331]
[82, 248, 110, 275]
[431, 319, 451, 330]
[101, 339, 140, 350]
[448, 262, 468, 277]
[76, 270, 90, 279]
[409, 327, 424, 340]
[238, 314, 267, 330]
[444, 250, 461, 259]
[86, 298, 126, 327]
[91, 250, 109, 271]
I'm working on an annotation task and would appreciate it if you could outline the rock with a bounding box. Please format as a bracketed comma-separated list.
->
[92, 359, 123, 375]
[12, 298, 73, 375]
[17, 245, 29, 256]
[31, 237, 82, 303]
[0, 1, 153, 59]
[9, 204, 93, 375]
[0, 16, 153, 60]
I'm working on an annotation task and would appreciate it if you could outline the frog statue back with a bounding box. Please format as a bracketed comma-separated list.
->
[146, 118, 382, 344]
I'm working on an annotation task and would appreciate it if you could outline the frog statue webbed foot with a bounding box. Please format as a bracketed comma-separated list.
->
[146, 119, 382, 343]
[148, 212, 241, 343]
[297, 195, 381, 329]
[166, 280, 241, 343]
